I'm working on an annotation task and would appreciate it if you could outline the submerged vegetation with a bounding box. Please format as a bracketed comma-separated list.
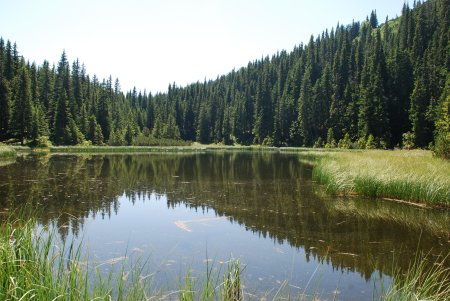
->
[312, 150, 450, 206]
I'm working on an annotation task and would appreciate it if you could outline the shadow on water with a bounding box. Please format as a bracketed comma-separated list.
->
[0, 152, 448, 294]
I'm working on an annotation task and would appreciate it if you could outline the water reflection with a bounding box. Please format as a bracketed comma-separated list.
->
[0, 153, 448, 298]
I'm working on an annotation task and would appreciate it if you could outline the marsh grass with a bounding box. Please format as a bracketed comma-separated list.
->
[382, 254, 450, 301]
[0, 144, 16, 158]
[311, 150, 450, 206]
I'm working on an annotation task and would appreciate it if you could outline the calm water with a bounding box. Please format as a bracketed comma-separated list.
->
[0, 152, 449, 300]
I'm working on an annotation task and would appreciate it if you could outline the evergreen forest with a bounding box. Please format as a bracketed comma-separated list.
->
[0, 0, 449, 153]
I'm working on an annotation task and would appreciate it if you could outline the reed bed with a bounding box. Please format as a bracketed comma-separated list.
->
[312, 150, 450, 206]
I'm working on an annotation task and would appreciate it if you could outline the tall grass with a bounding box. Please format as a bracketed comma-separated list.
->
[312, 150, 450, 206]
[382, 254, 450, 301]
[177, 259, 243, 301]
[0, 144, 16, 158]
[0, 218, 151, 300]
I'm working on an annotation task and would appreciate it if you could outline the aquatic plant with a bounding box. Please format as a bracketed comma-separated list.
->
[382, 254, 450, 301]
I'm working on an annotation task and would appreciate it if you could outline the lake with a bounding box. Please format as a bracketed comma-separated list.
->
[0, 152, 448, 300]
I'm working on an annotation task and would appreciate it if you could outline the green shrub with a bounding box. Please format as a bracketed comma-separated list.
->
[132, 134, 191, 146]
[433, 130, 449, 159]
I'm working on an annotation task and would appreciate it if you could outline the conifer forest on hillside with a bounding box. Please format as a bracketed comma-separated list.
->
[0, 0, 449, 156]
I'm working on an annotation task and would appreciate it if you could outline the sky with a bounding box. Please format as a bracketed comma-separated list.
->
[0, 0, 413, 94]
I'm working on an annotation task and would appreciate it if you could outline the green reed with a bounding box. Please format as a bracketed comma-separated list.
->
[381, 253, 450, 301]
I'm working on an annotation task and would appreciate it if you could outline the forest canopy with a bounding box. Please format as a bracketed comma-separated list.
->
[0, 0, 448, 156]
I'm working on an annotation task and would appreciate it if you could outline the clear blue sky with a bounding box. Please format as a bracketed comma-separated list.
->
[0, 0, 412, 93]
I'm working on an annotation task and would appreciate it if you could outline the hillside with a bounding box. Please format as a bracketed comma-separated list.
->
[0, 0, 448, 153]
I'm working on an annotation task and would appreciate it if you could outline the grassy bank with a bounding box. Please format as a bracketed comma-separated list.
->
[311, 150, 450, 206]
[1, 218, 448, 300]
[0, 144, 16, 158]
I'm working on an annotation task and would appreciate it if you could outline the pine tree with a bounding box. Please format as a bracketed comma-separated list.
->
[30, 62, 38, 103]
[369, 10, 379, 28]
[53, 91, 71, 144]
[0, 77, 11, 140]
[412, 4, 428, 62]
[30, 103, 49, 143]
[52, 51, 73, 144]
[358, 30, 390, 144]
[409, 64, 432, 147]
[93, 123, 104, 145]
[297, 66, 314, 146]
[253, 66, 272, 144]
[71, 59, 83, 120]
[433, 77, 450, 158]
[222, 106, 232, 145]
[38, 60, 54, 110]
[124, 124, 133, 145]
[0, 38, 4, 78]
[97, 87, 111, 141]
[196, 104, 210, 144]
[11, 64, 33, 145]
[4, 41, 15, 81]
[163, 114, 180, 140]
[66, 118, 85, 145]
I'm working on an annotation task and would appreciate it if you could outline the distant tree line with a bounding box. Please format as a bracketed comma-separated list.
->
[0, 0, 448, 156]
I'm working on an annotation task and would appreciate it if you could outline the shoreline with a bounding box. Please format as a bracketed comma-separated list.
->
[3, 145, 449, 208]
